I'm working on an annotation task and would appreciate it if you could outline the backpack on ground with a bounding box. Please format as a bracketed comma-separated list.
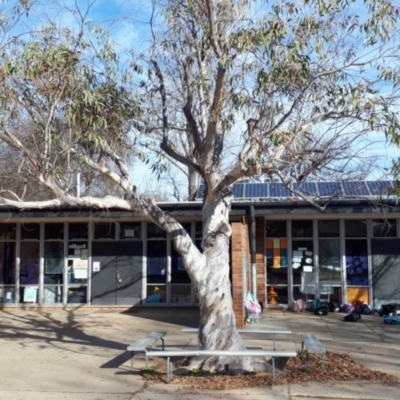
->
[383, 315, 400, 324]
[342, 303, 355, 314]
[314, 306, 329, 316]
[343, 311, 361, 322]
[328, 300, 341, 312]
[310, 299, 321, 312]
[379, 303, 400, 317]
[292, 298, 305, 312]
[359, 303, 372, 315]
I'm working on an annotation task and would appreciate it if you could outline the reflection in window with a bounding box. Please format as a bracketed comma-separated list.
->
[20, 242, 40, 285]
[292, 220, 313, 238]
[147, 241, 167, 283]
[266, 238, 288, 285]
[171, 247, 190, 283]
[319, 239, 341, 284]
[373, 219, 397, 238]
[147, 223, 167, 239]
[94, 223, 115, 240]
[0, 224, 16, 240]
[318, 220, 340, 237]
[346, 239, 368, 285]
[292, 240, 314, 285]
[45, 223, 64, 240]
[44, 242, 64, 284]
[345, 220, 367, 238]
[68, 223, 88, 240]
[0, 242, 15, 285]
[67, 242, 88, 285]
[266, 221, 287, 238]
[21, 223, 40, 240]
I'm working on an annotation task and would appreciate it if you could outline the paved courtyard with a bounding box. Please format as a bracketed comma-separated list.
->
[0, 307, 399, 399]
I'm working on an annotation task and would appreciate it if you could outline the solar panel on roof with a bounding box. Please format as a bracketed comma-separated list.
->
[293, 182, 319, 197]
[231, 183, 244, 198]
[317, 182, 343, 197]
[367, 181, 393, 196]
[244, 183, 268, 198]
[269, 183, 293, 197]
[342, 181, 370, 196]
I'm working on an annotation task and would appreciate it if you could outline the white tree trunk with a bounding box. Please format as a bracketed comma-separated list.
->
[187, 191, 254, 373]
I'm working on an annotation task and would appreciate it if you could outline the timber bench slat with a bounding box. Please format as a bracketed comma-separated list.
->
[147, 349, 297, 383]
[301, 333, 326, 372]
[127, 331, 166, 370]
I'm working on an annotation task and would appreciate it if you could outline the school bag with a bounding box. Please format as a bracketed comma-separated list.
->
[342, 303, 355, 314]
[359, 303, 372, 315]
[343, 311, 361, 322]
[310, 299, 321, 312]
[383, 315, 400, 324]
[292, 299, 305, 312]
[328, 300, 341, 312]
[314, 306, 329, 316]
[379, 304, 400, 317]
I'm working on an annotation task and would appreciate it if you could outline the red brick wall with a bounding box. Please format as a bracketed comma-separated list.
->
[231, 220, 250, 328]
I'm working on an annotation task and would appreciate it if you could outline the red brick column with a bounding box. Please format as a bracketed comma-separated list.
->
[231, 220, 250, 328]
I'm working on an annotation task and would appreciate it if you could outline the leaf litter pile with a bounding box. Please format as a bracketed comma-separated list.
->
[142, 352, 399, 390]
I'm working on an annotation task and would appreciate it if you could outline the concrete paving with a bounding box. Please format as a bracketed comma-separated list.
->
[0, 307, 399, 400]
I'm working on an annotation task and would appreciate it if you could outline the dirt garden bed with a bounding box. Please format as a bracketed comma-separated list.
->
[141, 352, 399, 390]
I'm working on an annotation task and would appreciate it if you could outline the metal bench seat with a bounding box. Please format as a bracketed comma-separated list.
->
[301, 333, 326, 371]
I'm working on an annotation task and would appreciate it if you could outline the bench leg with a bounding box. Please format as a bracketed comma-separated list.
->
[273, 335, 276, 351]
[321, 354, 325, 372]
[166, 357, 172, 383]
[145, 352, 149, 369]
[131, 351, 134, 372]
[161, 337, 165, 351]
[272, 357, 275, 380]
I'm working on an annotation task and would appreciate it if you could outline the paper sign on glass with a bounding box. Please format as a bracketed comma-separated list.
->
[93, 261, 100, 272]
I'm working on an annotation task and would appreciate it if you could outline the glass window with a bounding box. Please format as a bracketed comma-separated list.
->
[266, 221, 287, 237]
[20, 242, 40, 285]
[318, 220, 340, 237]
[0, 242, 16, 284]
[0, 224, 16, 240]
[21, 223, 40, 240]
[147, 241, 167, 283]
[68, 223, 88, 240]
[267, 286, 288, 305]
[346, 239, 368, 285]
[119, 222, 142, 239]
[292, 220, 313, 237]
[67, 242, 88, 284]
[292, 240, 314, 285]
[373, 219, 397, 238]
[147, 223, 167, 239]
[171, 247, 190, 283]
[319, 239, 341, 284]
[345, 220, 367, 238]
[195, 221, 202, 239]
[94, 222, 115, 240]
[67, 287, 87, 304]
[171, 284, 192, 303]
[266, 237, 288, 286]
[44, 242, 64, 284]
[45, 223, 64, 240]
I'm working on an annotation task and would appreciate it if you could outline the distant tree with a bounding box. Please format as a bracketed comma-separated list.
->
[1, 0, 400, 373]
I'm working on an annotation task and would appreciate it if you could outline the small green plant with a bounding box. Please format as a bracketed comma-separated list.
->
[190, 367, 202, 374]
[142, 365, 159, 379]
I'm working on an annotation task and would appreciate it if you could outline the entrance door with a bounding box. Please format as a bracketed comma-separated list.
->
[91, 242, 142, 305]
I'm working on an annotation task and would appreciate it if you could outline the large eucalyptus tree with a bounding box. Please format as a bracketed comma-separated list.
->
[1, 0, 400, 372]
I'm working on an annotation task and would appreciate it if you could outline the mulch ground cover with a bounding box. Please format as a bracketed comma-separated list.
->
[142, 352, 399, 390]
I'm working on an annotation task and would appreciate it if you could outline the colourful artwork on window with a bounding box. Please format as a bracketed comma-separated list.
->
[266, 239, 288, 268]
